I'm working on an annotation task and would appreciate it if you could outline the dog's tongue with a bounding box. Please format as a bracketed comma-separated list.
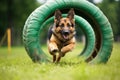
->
[63, 35, 69, 39]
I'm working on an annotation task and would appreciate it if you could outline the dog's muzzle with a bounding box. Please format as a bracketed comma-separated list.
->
[62, 30, 70, 39]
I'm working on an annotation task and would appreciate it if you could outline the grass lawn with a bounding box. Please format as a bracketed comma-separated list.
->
[0, 43, 120, 80]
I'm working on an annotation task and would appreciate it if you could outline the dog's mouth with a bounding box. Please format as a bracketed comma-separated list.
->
[62, 34, 69, 39]
[62, 30, 70, 40]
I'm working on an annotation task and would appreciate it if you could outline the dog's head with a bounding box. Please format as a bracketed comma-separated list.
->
[53, 8, 75, 40]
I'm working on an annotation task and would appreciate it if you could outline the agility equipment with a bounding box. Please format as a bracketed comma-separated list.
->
[23, 0, 113, 64]
[40, 14, 95, 61]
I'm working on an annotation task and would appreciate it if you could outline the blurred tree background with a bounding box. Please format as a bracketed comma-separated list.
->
[0, 0, 40, 46]
[0, 0, 120, 46]
[88, 0, 120, 41]
[97, 0, 120, 41]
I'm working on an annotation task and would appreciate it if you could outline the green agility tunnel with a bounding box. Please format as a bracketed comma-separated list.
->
[23, 0, 113, 64]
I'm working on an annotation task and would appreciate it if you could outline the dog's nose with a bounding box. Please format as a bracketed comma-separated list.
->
[63, 30, 70, 35]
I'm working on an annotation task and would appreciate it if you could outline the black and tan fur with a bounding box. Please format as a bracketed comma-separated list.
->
[47, 8, 76, 63]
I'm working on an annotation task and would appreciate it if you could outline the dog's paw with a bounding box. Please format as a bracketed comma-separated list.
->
[50, 48, 58, 54]
[50, 49, 58, 55]
[52, 49, 58, 53]
[50, 45, 58, 52]
[60, 52, 65, 57]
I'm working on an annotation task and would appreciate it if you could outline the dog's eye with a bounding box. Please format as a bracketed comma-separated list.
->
[71, 23, 75, 27]
[67, 23, 71, 27]
[56, 24, 59, 27]
[56, 21, 60, 27]
[60, 24, 64, 27]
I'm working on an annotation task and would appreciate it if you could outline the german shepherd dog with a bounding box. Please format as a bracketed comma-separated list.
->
[47, 8, 76, 63]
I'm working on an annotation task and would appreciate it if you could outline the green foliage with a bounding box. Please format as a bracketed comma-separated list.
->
[0, 0, 40, 45]
[11, 0, 39, 28]
[0, 0, 39, 28]
[0, 0, 8, 36]
[0, 43, 120, 80]
[97, 0, 120, 36]
[116, 1, 120, 35]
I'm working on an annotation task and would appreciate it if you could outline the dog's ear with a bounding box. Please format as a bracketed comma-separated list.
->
[54, 9, 62, 21]
[67, 8, 75, 20]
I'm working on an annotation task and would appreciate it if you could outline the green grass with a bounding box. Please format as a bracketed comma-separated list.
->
[0, 43, 120, 80]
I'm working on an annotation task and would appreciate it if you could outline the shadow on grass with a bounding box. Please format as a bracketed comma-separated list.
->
[59, 61, 82, 66]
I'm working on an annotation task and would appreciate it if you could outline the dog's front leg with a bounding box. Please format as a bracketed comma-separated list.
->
[48, 41, 58, 54]
[48, 41, 58, 62]
[61, 43, 75, 57]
